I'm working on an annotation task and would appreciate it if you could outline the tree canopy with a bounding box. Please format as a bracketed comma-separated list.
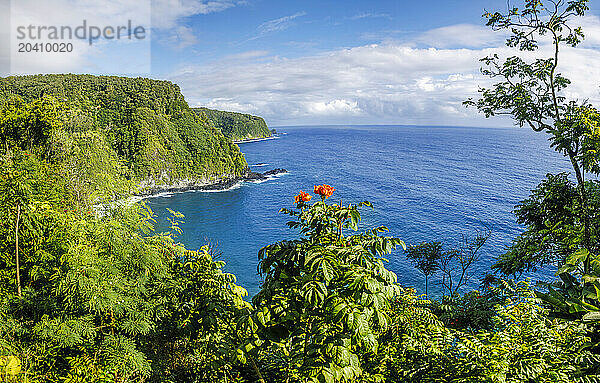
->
[194, 107, 272, 142]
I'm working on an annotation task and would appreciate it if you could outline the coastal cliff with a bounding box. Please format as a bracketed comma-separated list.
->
[0, 74, 249, 197]
[194, 107, 272, 142]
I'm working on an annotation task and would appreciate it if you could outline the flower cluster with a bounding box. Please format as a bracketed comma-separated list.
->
[294, 184, 335, 204]
[314, 184, 335, 199]
[294, 190, 312, 203]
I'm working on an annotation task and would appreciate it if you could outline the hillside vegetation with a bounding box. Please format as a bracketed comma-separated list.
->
[0, 74, 248, 199]
[2, 2, 600, 381]
[194, 107, 272, 141]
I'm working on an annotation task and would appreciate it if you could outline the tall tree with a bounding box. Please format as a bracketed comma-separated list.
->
[405, 242, 442, 295]
[466, 0, 600, 325]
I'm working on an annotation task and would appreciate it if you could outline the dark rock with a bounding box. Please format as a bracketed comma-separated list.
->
[243, 172, 267, 181]
[242, 168, 287, 181]
[136, 168, 288, 196]
[263, 168, 288, 176]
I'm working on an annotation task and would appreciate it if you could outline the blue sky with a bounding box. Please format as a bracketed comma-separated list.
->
[151, 0, 510, 73]
[5, 0, 600, 126]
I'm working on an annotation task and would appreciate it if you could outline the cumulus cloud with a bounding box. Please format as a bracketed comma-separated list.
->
[6, 0, 152, 75]
[2, 0, 245, 75]
[170, 44, 488, 125]
[307, 99, 361, 115]
[169, 17, 600, 126]
[415, 24, 505, 48]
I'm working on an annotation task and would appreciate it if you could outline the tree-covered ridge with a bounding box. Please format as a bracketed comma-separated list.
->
[3, 1, 600, 381]
[194, 107, 272, 141]
[0, 74, 248, 196]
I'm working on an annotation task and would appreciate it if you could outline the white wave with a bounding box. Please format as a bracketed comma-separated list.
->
[247, 171, 290, 184]
[248, 178, 269, 184]
[134, 191, 181, 201]
[93, 180, 246, 215]
[266, 171, 290, 179]
[252, 163, 270, 167]
[197, 181, 243, 193]
[154, 192, 176, 198]
[97, 171, 286, 212]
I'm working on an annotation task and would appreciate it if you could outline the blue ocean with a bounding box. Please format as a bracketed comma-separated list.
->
[147, 126, 570, 297]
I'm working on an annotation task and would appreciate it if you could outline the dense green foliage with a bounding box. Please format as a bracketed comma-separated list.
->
[466, 0, 600, 335]
[3, 1, 600, 382]
[241, 195, 600, 382]
[494, 173, 600, 275]
[0, 92, 250, 382]
[193, 108, 272, 142]
[248, 194, 405, 382]
[0, 152, 251, 382]
[0, 75, 248, 197]
[375, 281, 600, 382]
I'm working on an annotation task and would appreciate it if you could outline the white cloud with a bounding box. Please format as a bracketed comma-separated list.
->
[151, 0, 242, 29]
[169, 17, 600, 126]
[7, 0, 152, 75]
[223, 50, 270, 61]
[169, 44, 490, 125]
[349, 13, 391, 21]
[307, 99, 361, 115]
[257, 12, 307, 35]
[201, 98, 260, 114]
[163, 25, 198, 50]
[416, 24, 505, 48]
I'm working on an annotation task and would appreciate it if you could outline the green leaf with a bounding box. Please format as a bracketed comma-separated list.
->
[236, 348, 246, 364]
[567, 248, 589, 265]
[582, 311, 600, 322]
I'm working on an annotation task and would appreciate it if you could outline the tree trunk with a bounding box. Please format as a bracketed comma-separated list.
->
[248, 355, 266, 383]
[568, 150, 591, 275]
[15, 203, 22, 297]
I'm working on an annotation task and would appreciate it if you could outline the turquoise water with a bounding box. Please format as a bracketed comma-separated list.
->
[147, 125, 571, 296]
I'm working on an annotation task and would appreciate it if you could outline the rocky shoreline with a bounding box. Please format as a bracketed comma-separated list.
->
[232, 134, 278, 144]
[136, 168, 288, 196]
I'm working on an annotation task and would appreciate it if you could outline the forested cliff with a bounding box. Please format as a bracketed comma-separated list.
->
[3, 1, 600, 378]
[194, 107, 272, 141]
[0, 74, 248, 197]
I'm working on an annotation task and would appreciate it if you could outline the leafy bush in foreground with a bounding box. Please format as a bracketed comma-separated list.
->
[376, 281, 600, 382]
[244, 185, 405, 382]
[0, 148, 249, 382]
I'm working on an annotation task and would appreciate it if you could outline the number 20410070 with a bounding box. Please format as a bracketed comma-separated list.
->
[18, 42, 73, 53]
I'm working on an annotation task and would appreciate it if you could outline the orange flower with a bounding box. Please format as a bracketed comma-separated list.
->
[294, 190, 312, 203]
[313, 184, 335, 199]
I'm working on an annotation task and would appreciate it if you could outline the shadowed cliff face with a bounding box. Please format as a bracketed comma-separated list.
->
[0, 74, 249, 194]
[136, 168, 287, 196]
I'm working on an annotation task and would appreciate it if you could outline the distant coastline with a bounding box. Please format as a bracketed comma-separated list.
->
[233, 135, 279, 144]
[194, 107, 273, 141]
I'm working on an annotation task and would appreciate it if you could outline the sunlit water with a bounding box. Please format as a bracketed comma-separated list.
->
[147, 126, 571, 297]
